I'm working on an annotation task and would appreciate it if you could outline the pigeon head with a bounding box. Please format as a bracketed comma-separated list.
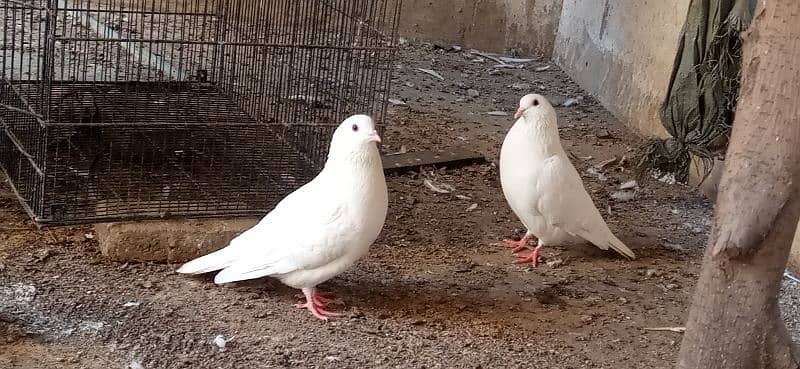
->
[328, 114, 382, 161]
[514, 94, 555, 121]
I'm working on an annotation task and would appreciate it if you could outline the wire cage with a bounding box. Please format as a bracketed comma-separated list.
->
[0, 0, 401, 226]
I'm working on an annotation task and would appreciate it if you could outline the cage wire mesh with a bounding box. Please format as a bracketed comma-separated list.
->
[0, 0, 401, 226]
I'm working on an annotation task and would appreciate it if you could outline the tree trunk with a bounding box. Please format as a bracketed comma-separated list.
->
[676, 1, 800, 368]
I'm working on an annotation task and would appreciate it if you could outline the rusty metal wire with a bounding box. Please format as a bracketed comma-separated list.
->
[0, 0, 401, 226]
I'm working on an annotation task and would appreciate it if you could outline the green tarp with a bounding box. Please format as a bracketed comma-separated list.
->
[637, 0, 756, 182]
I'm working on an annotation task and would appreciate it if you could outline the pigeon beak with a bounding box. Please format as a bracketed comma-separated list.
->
[514, 107, 525, 119]
[367, 130, 381, 143]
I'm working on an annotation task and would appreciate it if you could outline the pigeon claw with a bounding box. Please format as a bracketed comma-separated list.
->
[501, 234, 531, 253]
[514, 245, 543, 267]
[313, 294, 344, 306]
[295, 301, 341, 321]
[296, 288, 343, 321]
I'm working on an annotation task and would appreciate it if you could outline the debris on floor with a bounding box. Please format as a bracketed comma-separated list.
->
[0, 41, 763, 369]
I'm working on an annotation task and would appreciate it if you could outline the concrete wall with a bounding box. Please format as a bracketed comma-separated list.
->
[396, 0, 691, 138]
[552, 0, 690, 137]
[397, 0, 563, 56]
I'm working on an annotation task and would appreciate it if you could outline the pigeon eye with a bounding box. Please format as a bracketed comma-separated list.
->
[532, 99, 540, 106]
[351, 124, 359, 132]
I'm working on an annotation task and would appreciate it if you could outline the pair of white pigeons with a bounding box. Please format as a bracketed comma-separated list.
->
[177, 94, 636, 320]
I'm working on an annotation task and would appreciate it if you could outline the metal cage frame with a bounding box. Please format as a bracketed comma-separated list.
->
[0, 0, 401, 226]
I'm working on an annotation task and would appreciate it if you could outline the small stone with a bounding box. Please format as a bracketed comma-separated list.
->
[585, 295, 602, 306]
[611, 190, 636, 202]
[596, 129, 613, 139]
[467, 89, 479, 98]
[663, 243, 688, 252]
[666, 283, 679, 290]
[510, 82, 532, 91]
[454, 262, 476, 273]
[142, 281, 153, 289]
[580, 315, 593, 323]
[34, 248, 54, 262]
[563, 97, 581, 107]
[645, 268, 662, 278]
[349, 307, 365, 319]
[545, 258, 564, 268]
[388, 98, 407, 106]
[253, 311, 273, 318]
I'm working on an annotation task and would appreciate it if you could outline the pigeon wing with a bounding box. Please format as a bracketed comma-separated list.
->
[212, 190, 354, 283]
[536, 155, 635, 258]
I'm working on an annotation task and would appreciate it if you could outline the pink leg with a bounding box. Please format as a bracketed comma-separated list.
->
[514, 245, 543, 267]
[295, 301, 341, 320]
[294, 290, 343, 306]
[295, 288, 342, 321]
[501, 234, 531, 253]
[295, 291, 343, 306]
[312, 293, 343, 306]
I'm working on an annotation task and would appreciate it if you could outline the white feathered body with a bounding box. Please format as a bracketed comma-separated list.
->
[499, 112, 635, 258]
[500, 118, 579, 246]
[178, 144, 388, 290]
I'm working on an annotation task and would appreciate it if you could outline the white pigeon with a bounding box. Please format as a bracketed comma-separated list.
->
[498, 94, 635, 265]
[177, 114, 388, 320]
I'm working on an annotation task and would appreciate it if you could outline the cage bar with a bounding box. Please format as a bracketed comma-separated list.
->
[0, 0, 401, 226]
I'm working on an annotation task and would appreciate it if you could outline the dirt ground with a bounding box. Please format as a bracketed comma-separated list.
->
[1, 42, 798, 369]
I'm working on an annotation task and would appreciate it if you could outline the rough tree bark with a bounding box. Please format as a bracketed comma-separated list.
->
[676, 1, 800, 368]
[789, 225, 800, 276]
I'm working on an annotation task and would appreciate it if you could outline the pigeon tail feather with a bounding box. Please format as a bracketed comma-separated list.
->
[176, 248, 234, 275]
[213, 264, 281, 284]
[606, 231, 636, 259]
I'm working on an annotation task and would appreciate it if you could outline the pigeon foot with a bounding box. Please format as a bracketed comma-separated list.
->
[514, 245, 543, 267]
[296, 288, 342, 321]
[501, 234, 531, 253]
[295, 290, 343, 306]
